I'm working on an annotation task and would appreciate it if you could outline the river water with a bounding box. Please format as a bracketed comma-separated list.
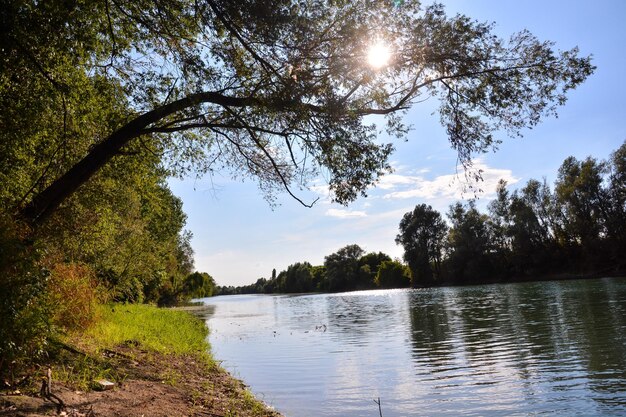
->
[198, 278, 626, 416]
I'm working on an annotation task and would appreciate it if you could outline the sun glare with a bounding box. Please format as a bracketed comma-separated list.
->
[367, 42, 391, 69]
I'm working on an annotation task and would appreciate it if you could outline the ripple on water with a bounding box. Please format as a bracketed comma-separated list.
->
[203, 279, 626, 417]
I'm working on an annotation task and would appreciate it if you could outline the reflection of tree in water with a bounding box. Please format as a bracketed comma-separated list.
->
[559, 279, 626, 398]
[450, 283, 553, 390]
[270, 294, 329, 333]
[407, 279, 626, 403]
[408, 289, 455, 368]
[499, 279, 626, 399]
[190, 304, 216, 321]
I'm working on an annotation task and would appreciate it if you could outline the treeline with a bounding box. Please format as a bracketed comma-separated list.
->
[429, 140, 626, 285]
[217, 141, 626, 295]
[216, 246, 411, 295]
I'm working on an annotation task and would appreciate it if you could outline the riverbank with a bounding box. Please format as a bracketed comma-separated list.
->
[0, 304, 281, 417]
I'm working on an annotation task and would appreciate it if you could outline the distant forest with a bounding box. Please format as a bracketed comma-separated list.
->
[217, 140, 626, 295]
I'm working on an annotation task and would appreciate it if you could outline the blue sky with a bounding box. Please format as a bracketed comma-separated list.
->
[169, 0, 626, 286]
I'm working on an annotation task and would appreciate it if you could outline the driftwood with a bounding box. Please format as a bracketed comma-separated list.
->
[102, 348, 134, 360]
[57, 341, 88, 357]
[39, 367, 65, 413]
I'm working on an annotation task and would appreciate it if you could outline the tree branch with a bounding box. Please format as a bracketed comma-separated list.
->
[206, 0, 283, 81]
[222, 106, 316, 208]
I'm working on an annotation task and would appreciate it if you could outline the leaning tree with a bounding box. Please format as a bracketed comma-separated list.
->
[1, 0, 594, 225]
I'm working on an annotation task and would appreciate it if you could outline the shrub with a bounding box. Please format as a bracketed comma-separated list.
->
[48, 262, 100, 331]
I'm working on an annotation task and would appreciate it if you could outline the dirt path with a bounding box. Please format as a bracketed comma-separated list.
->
[1, 347, 281, 417]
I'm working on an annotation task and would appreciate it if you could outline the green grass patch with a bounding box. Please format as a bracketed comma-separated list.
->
[49, 303, 278, 415]
[84, 303, 211, 358]
[52, 352, 125, 392]
[54, 303, 214, 390]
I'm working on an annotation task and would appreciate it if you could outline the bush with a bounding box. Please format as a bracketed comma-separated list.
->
[48, 262, 101, 331]
[0, 215, 52, 383]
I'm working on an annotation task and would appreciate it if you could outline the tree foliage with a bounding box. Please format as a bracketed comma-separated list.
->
[396, 204, 447, 286]
[606, 144, 626, 260]
[183, 271, 217, 299]
[323, 244, 365, 292]
[445, 201, 498, 282]
[358, 251, 392, 289]
[375, 260, 411, 289]
[1, 0, 594, 224]
[554, 156, 608, 253]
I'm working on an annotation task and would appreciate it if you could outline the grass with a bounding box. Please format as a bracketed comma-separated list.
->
[82, 303, 212, 358]
[39, 302, 281, 416]
[55, 303, 214, 391]
[52, 353, 124, 391]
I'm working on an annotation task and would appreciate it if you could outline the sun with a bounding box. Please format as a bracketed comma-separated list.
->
[367, 42, 391, 69]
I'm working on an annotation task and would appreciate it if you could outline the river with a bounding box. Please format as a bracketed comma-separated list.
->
[197, 278, 626, 416]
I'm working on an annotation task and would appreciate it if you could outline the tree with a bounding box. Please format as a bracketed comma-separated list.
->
[446, 201, 496, 282]
[183, 271, 216, 298]
[324, 244, 365, 292]
[606, 141, 626, 267]
[396, 204, 447, 286]
[358, 252, 392, 289]
[311, 265, 326, 291]
[520, 178, 556, 245]
[503, 179, 561, 274]
[554, 156, 609, 265]
[507, 191, 549, 274]
[487, 179, 512, 253]
[3, 0, 593, 225]
[375, 260, 411, 289]
[488, 178, 559, 275]
[281, 262, 314, 293]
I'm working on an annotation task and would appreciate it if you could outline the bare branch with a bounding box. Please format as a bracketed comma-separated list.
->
[104, 0, 118, 62]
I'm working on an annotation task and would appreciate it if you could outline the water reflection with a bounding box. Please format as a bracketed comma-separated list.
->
[406, 280, 626, 415]
[201, 278, 626, 416]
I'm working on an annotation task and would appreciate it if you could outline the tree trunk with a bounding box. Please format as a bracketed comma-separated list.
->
[18, 91, 253, 225]
[19, 120, 144, 224]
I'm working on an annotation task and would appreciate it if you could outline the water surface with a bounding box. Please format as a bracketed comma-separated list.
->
[199, 278, 626, 416]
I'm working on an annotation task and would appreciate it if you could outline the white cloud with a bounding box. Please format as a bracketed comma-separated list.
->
[325, 208, 367, 218]
[382, 160, 518, 201]
[376, 174, 418, 190]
